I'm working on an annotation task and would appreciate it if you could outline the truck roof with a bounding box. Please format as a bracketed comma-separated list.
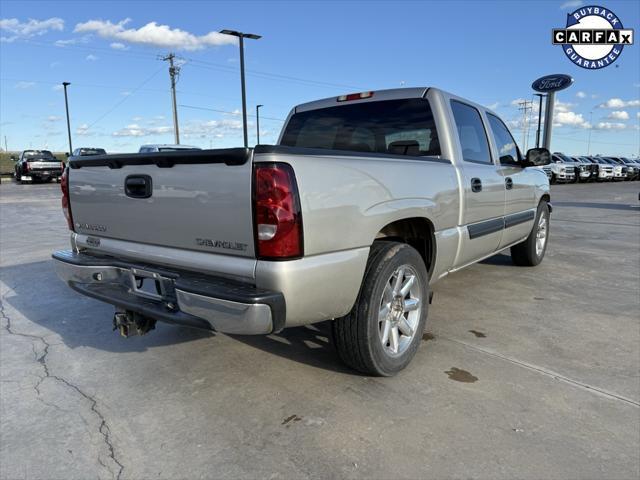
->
[291, 86, 495, 116]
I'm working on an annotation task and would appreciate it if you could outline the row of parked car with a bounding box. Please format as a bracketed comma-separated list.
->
[12, 147, 639, 187]
[12, 145, 199, 183]
[539, 153, 640, 184]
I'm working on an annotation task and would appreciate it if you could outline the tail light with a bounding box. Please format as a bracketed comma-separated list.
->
[60, 167, 74, 231]
[253, 163, 303, 259]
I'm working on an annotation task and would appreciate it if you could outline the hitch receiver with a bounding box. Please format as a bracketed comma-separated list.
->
[113, 310, 156, 337]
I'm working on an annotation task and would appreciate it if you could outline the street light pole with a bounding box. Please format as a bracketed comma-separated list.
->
[256, 104, 263, 144]
[220, 29, 262, 148]
[62, 82, 73, 155]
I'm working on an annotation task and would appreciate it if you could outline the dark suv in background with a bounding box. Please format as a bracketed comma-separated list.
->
[71, 147, 107, 157]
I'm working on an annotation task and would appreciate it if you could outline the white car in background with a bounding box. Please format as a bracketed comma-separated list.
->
[138, 144, 202, 153]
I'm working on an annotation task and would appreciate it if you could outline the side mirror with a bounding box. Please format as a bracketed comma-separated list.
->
[65, 152, 70, 158]
[10, 156, 17, 161]
[523, 148, 551, 167]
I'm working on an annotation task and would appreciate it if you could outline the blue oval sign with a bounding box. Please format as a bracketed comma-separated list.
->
[532, 74, 574, 93]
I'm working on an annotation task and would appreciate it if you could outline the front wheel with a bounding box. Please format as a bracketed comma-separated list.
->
[511, 201, 549, 266]
[332, 241, 429, 376]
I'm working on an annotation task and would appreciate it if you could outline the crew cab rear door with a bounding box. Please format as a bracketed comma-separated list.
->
[449, 99, 506, 268]
[485, 113, 537, 248]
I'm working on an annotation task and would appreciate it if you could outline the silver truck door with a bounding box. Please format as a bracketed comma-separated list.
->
[449, 100, 506, 268]
[485, 113, 537, 249]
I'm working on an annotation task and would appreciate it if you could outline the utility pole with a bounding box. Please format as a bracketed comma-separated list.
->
[161, 53, 180, 144]
[4, 135, 7, 153]
[256, 104, 263, 144]
[517, 100, 533, 152]
[62, 82, 73, 155]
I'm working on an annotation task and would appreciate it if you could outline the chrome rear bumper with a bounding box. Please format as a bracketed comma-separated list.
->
[52, 250, 285, 335]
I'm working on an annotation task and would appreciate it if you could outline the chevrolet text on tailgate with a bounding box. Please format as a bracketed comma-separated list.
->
[53, 87, 552, 376]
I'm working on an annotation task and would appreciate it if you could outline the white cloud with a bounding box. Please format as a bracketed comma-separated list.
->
[76, 124, 92, 136]
[486, 102, 500, 110]
[49, 61, 61, 68]
[599, 98, 640, 108]
[14, 81, 35, 89]
[607, 110, 629, 121]
[46, 115, 61, 122]
[560, 0, 583, 9]
[52, 84, 64, 91]
[112, 118, 243, 138]
[575, 91, 586, 99]
[85, 54, 98, 61]
[554, 111, 590, 128]
[74, 18, 237, 51]
[110, 41, 129, 50]
[54, 35, 91, 48]
[0, 17, 64, 42]
[555, 100, 575, 113]
[121, 91, 132, 96]
[112, 123, 173, 137]
[595, 122, 626, 130]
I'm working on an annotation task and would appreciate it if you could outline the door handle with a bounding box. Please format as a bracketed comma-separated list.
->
[125, 175, 152, 199]
[470, 177, 482, 193]
[505, 177, 513, 190]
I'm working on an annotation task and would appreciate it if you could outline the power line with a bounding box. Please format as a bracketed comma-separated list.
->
[83, 67, 165, 132]
[185, 59, 365, 91]
[179, 104, 285, 122]
[20, 38, 365, 92]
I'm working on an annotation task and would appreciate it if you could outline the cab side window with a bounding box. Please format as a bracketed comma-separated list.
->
[486, 114, 520, 166]
[450, 101, 492, 164]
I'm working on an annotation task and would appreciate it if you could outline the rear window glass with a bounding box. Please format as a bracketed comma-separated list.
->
[281, 98, 440, 157]
[24, 150, 55, 161]
[79, 148, 106, 156]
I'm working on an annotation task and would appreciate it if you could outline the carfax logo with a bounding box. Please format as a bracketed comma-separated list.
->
[553, 5, 634, 69]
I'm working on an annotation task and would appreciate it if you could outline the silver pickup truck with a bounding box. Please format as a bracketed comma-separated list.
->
[53, 87, 552, 375]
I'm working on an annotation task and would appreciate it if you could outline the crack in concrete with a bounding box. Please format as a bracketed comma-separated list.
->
[1, 288, 125, 480]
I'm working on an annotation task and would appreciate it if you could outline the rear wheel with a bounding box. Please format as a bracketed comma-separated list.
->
[332, 241, 429, 376]
[511, 201, 549, 266]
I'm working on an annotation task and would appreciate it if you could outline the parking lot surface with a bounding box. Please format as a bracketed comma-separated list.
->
[1, 180, 639, 479]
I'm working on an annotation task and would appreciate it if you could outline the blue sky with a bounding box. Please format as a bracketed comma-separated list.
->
[1, 0, 638, 156]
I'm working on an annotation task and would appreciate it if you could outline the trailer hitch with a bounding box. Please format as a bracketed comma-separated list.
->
[113, 310, 156, 337]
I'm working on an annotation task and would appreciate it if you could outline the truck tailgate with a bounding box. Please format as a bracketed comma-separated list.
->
[68, 148, 256, 258]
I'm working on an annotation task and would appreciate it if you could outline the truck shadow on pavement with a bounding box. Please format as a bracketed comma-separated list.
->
[1, 260, 213, 353]
[1, 260, 352, 372]
[229, 322, 356, 374]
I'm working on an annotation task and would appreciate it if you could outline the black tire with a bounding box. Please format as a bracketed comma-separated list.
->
[332, 241, 429, 376]
[511, 201, 550, 267]
[550, 174, 557, 185]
